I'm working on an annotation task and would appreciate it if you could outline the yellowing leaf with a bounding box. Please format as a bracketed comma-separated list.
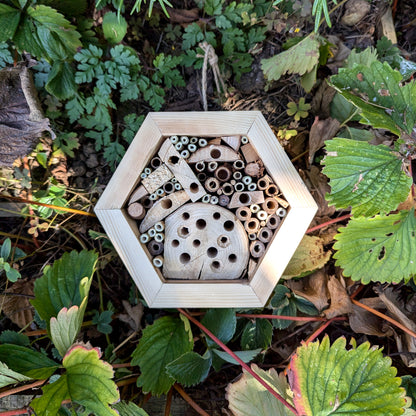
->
[226, 364, 293, 416]
[261, 35, 320, 82]
[283, 235, 331, 279]
[0, 362, 32, 388]
[31, 345, 119, 416]
[289, 336, 406, 416]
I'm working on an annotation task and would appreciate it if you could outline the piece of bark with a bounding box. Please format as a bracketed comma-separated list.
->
[128, 185, 148, 204]
[240, 143, 260, 163]
[158, 139, 206, 202]
[139, 190, 190, 233]
[0, 66, 55, 166]
[228, 191, 265, 209]
[188, 145, 241, 164]
[141, 164, 174, 194]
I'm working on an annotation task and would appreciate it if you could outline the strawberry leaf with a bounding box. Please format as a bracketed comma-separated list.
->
[333, 209, 416, 284]
[31, 345, 119, 416]
[0, 363, 32, 388]
[226, 364, 293, 416]
[289, 336, 406, 415]
[323, 138, 412, 217]
[131, 316, 193, 395]
[201, 308, 236, 349]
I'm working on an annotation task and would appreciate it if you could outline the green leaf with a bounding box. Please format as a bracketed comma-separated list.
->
[289, 336, 406, 415]
[31, 345, 119, 416]
[333, 209, 416, 284]
[27, 5, 81, 61]
[402, 376, 416, 411]
[131, 316, 193, 395]
[0, 362, 32, 388]
[182, 23, 204, 50]
[6, 267, 21, 282]
[1, 238, 11, 260]
[261, 34, 320, 82]
[240, 319, 273, 350]
[213, 348, 262, 365]
[337, 126, 375, 141]
[166, 351, 212, 386]
[102, 12, 127, 44]
[31, 250, 98, 332]
[50, 304, 86, 356]
[322, 138, 412, 217]
[0, 345, 58, 379]
[330, 60, 416, 136]
[201, 308, 236, 348]
[0, 4, 21, 42]
[0, 42, 13, 68]
[226, 364, 293, 416]
[346, 47, 378, 68]
[330, 93, 359, 124]
[92, 310, 113, 334]
[0, 330, 30, 346]
[46, 61, 77, 100]
[113, 401, 150, 416]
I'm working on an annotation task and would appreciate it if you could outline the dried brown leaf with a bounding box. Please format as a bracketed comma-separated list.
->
[308, 116, 340, 164]
[286, 269, 329, 312]
[323, 275, 352, 319]
[167, 7, 199, 23]
[118, 300, 144, 332]
[311, 82, 337, 119]
[349, 297, 393, 337]
[1, 279, 34, 328]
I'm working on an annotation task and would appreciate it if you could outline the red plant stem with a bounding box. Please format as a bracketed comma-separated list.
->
[0, 380, 45, 399]
[352, 299, 416, 339]
[306, 213, 351, 234]
[0, 409, 29, 416]
[305, 317, 347, 345]
[350, 284, 364, 300]
[173, 384, 211, 416]
[236, 313, 326, 321]
[0, 194, 96, 217]
[165, 387, 173, 416]
[178, 308, 298, 416]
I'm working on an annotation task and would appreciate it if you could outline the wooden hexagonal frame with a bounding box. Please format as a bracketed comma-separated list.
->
[95, 111, 317, 308]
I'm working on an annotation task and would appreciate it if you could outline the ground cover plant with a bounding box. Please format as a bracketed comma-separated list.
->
[0, 0, 416, 415]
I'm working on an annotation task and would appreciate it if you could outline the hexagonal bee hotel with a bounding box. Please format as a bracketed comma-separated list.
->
[95, 112, 317, 308]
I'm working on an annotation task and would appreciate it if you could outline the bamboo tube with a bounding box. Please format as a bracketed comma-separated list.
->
[250, 240, 265, 258]
[262, 198, 279, 215]
[257, 227, 273, 243]
[205, 177, 220, 193]
[127, 202, 145, 220]
[266, 214, 280, 230]
[218, 195, 230, 206]
[236, 207, 251, 222]
[215, 166, 232, 182]
[148, 240, 164, 256]
[244, 218, 260, 234]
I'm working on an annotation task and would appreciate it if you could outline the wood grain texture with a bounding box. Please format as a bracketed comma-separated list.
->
[141, 164, 173, 194]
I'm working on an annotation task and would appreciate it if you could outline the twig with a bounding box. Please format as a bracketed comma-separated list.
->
[0, 194, 96, 217]
[0, 380, 45, 399]
[165, 387, 173, 416]
[0, 409, 29, 416]
[236, 313, 325, 321]
[352, 299, 416, 339]
[305, 317, 347, 345]
[306, 213, 351, 234]
[178, 308, 298, 416]
[173, 384, 211, 416]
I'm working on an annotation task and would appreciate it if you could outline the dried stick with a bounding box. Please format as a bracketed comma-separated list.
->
[352, 299, 416, 339]
[0, 380, 44, 399]
[164, 387, 173, 416]
[236, 313, 326, 321]
[173, 384, 211, 416]
[178, 308, 298, 415]
[0, 409, 29, 416]
[306, 213, 351, 234]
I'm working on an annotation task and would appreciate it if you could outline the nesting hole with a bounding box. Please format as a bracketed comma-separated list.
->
[182, 212, 190, 220]
[210, 148, 221, 159]
[239, 193, 250, 204]
[196, 219, 207, 229]
[161, 199, 173, 209]
[228, 254, 237, 263]
[189, 182, 199, 193]
[213, 212, 221, 220]
[211, 261, 221, 270]
[224, 220, 234, 231]
[171, 239, 180, 247]
[168, 156, 179, 165]
[178, 226, 190, 237]
[180, 253, 191, 264]
[207, 247, 218, 258]
[193, 239, 201, 248]
[217, 168, 229, 180]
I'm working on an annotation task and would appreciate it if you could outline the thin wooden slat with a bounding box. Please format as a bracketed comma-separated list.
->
[149, 111, 258, 137]
[95, 115, 162, 210]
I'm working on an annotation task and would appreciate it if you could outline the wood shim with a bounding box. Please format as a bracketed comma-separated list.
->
[141, 164, 174, 194]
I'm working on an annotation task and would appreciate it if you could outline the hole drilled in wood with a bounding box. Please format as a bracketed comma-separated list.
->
[182, 212, 190, 220]
[171, 239, 180, 247]
[211, 260, 221, 270]
[224, 220, 234, 231]
[213, 212, 221, 220]
[207, 247, 218, 258]
[180, 253, 191, 264]
[168, 156, 180, 165]
[196, 219, 207, 229]
[189, 182, 199, 193]
[161, 199, 173, 209]
[178, 226, 190, 237]
[238, 193, 250, 204]
[210, 148, 221, 159]
[218, 235, 229, 248]
[193, 239, 201, 247]
[228, 254, 237, 263]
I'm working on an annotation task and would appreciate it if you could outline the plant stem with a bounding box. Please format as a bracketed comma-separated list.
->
[165, 387, 173, 416]
[0, 409, 29, 416]
[0, 380, 45, 399]
[178, 308, 298, 416]
[352, 299, 416, 339]
[236, 313, 325, 321]
[306, 213, 351, 234]
[0, 194, 96, 217]
[173, 384, 211, 416]
[305, 316, 347, 344]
